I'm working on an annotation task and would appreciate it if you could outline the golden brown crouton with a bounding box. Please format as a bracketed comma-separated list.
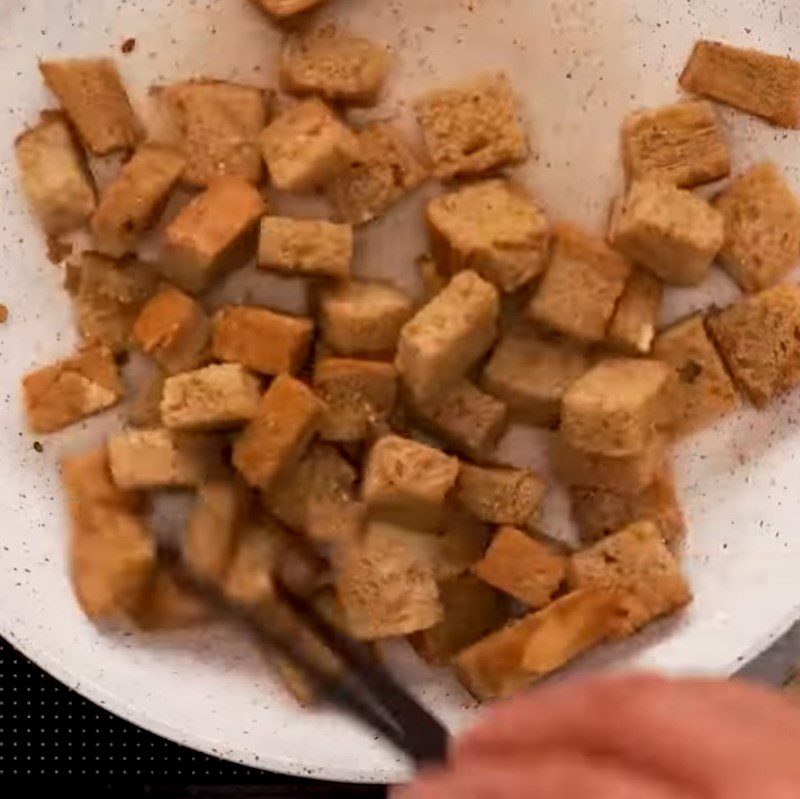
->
[714, 163, 800, 292]
[161, 177, 266, 294]
[415, 73, 527, 179]
[528, 223, 631, 343]
[15, 111, 96, 235]
[233, 374, 325, 489]
[607, 270, 663, 355]
[23, 345, 123, 434]
[258, 217, 352, 279]
[706, 283, 800, 407]
[456, 464, 545, 527]
[131, 568, 211, 631]
[568, 521, 692, 637]
[609, 181, 724, 286]
[621, 100, 730, 188]
[251, 0, 328, 18]
[680, 40, 800, 129]
[212, 306, 313, 376]
[91, 143, 185, 257]
[652, 314, 740, 435]
[432, 507, 492, 580]
[40, 58, 142, 154]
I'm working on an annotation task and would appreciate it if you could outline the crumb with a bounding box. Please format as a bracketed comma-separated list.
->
[0, 304, 7, 324]
[33, 441, 43, 453]
[46, 236, 73, 265]
[121, 38, 137, 55]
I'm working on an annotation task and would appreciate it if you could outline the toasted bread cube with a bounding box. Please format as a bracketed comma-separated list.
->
[160, 363, 261, 431]
[313, 358, 397, 442]
[457, 464, 545, 527]
[260, 98, 358, 192]
[158, 80, 269, 187]
[258, 217, 352, 279]
[415, 73, 527, 180]
[251, 0, 327, 18]
[212, 306, 313, 376]
[132, 287, 211, 374]
[481, 324, 588, 427]
[529, 224, 630, 343]
[328, 124, 426, 224]
[706, 283, 800, 407]
[61, 448, 154, 621]
[131, 568, 211, 631]
[607, 270, 663, 355]
[621, 100, 730, 188]
[40, 58, 142, 154]
[161, 177, 265, 294]
[680, 40, 800, 129]
[427, 180, 549, 293]
[91, 143, 185, 257]
[233, 374, 324, 489]
[714, 163, 800, 292]
[397, 271, 499, 402]
[15, 111, 96, 235]
[569, 521, 692, 637]
[127, 369, 167, 429]
[562, 359, 671, 457]
[23, 345, 123, 434]
[653, 314, 739, 434]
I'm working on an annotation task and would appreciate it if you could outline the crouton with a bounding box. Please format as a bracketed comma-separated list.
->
[680, 40, 800, 129]
[280, 31, 391, 105]
[251, 0, 328, 18]
[132, 287, 211, 375]
[714, 163, 800, 292]
[607, 270, 663, 355]
[652, 314, 740, 435]
[157, 80, 269, 187]
[14, 111, 96, 235]
[161, 176, 266, 294]
[131, 568, 211, 631]
[415, 73, 527, 179]
[621, 100, 730, 187]
[320, 280, 414, 357]
[160, 363, 262, 431]
[427, 180, 549, 292]
[233, 374, 324, 490]
[434, 508, 492, 580]
[568, 521, 692, 637]
[258, 217, 353, 279]
[260, 98, 358, 192]
[127, 369, 167, 428]
[40, 58, 142, 154]
[212, 306, 313, 376]
[609, 181, 724, 286]
[328, 124, 427, 224]
[397, 271, 499, 402]
[481, 324, 589, 427]
[312, 358, 397, 442]
[61, 448, 154, 621]
[91, 143, 185, 257]
[706, 283, 800, 407]
[528, 223, 630, 343]
[456, 464, 545, 527]
[23, 345, 123, 434]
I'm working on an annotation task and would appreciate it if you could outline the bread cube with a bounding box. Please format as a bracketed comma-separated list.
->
[621, 100, 730, 188]
[652, 314, 740, 435]
[23, 345, 123, 434]
[251, 0, 328, 18]
[706, 283, 800, 407]
[568, 521, 692, 637]
[320, 280, 413, 357]
[61, 448, 154, 621]
[212, 305, 313, 376]
[610, 181, 724, 286]
[91, 143, 185, 257]
[415, 73, 527, 179]
[258, 217, 352, 279]
[260, 98, 358, 192]
[157, 80, 269, 187]
[130, 567, 211, 631]
[456, 464, 545, 527]
[528, 223, 630, 343]
[161, 177, 266, 294]
[714, 163, 800, 292]
[15, 111, 96, 236]
[607, 270, 663, 355]
[233, 374, 324, 489]
[312, 358, 397, 442]
[132, 287, 211, 374]
[432, 507, 492, 581]
[680, 40, 800, 129]
[427, 180, 549, 293]
[328, 124, 427, 224]
[40, 58, 142, 155]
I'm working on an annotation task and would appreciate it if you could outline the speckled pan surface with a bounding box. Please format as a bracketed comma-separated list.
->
[2, 0, 800, 784]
